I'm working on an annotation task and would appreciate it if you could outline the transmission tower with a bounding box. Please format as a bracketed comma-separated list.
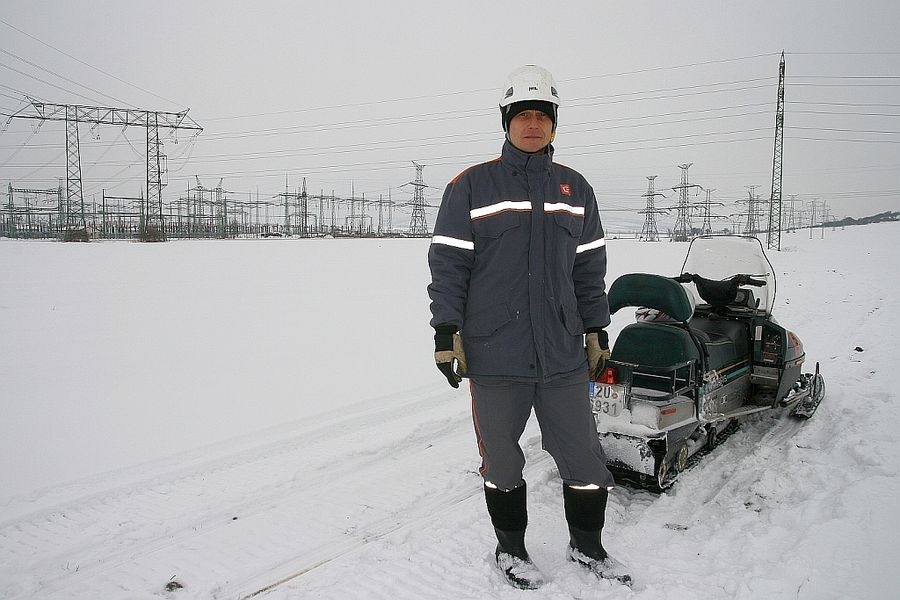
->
[639, 175, 667, 241]
[407, 161, 428, 236]
[671, 163, 701, 241]
[9, 99, 202, 241]
[377, 189, 394, 236]
[300, 177, 309, 236]
[785, 194, 801, 231]
[806, 199, 816, 238]
[699, 188, 721, 235]
[742, 185, 762, 235]
[64, 105, 85, 238]
[766, 52, 786, 251]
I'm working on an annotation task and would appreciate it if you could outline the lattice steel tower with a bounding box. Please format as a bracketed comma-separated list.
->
[699, 188, 717, 235]
[785, 194, 801, 231]
[408, 161, 428, 236]
[671, 163, 700, 241]
[744, 185, 761, 235]
[64, 105, 86, 238]
[639, 175, 666, 241]
[766, 52, 786, 251]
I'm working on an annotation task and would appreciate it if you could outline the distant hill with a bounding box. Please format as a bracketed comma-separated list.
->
[822, 211, 900, 228]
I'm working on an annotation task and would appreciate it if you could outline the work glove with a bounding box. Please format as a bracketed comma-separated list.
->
[434, 325, 468, 389]
[585, 328, 611, 381]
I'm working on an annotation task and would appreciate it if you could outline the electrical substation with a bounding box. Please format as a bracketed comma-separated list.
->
[1, 176, 417, 241]
[1, 98, 432, 242]
[1, 52, 834, 246]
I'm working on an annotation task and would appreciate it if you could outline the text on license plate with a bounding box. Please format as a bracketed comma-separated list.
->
[590, 383, 625, 417]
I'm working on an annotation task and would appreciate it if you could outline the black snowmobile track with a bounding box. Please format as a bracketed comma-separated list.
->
[611, 419, 741, 494]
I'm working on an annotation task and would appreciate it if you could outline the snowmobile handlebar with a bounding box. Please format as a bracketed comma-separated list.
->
[673, 273, 768, 310]
[736, 275, 767, 287]
[673, 273, 766, 287]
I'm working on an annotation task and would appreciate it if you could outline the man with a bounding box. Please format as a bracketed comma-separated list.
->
[427, 65, 631, 589]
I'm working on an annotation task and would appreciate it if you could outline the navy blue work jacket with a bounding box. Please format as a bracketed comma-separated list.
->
[427, 140, 610, 382]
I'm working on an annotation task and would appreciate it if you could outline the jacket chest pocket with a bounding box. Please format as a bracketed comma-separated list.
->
[552, 212, 584, 239]
[472, 212, 522, 239]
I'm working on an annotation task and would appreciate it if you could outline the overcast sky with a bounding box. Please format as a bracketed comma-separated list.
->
[2, 0, 898, 232]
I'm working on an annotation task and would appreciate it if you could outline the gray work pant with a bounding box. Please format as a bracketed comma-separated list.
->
[469, 369, 615, 491]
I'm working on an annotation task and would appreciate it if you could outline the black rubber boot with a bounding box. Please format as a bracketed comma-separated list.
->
[563, 484, 632, 586]
[484, 482, 545, 590]
[563, 484, 608, 559]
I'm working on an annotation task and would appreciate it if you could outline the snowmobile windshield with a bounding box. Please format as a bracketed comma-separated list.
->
[679, 235, 776, 314]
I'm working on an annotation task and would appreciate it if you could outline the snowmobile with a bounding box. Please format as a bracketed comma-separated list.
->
[590, 235, 825, 492]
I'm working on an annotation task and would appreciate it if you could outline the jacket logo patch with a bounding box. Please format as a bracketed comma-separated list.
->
[560, 183, 572, 196]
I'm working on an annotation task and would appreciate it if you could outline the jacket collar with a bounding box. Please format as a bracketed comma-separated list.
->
[501, 139, 554, 174]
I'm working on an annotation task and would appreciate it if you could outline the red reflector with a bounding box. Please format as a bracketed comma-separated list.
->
[660, 407, 677, 415]
[597, 366, 617, 385]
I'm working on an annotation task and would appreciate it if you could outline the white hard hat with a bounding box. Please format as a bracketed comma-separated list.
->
[499, 65, 560, 132]
[499, 65, 561, 108]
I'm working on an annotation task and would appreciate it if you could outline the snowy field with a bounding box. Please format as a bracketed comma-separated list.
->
[1, 223, 898, 599]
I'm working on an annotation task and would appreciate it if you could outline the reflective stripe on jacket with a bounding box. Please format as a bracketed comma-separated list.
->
[427, 140, 610, 382]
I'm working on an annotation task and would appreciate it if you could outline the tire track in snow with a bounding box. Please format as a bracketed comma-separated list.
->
[226, 478, 484, 600]
[604, 409, 810, 537]
[0, 385, 471, 599]
[668, 410, 807, 510]
[225, 426, 557, 599]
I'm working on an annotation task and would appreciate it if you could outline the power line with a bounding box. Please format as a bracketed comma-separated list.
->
[564, 52, 782, 82]
[788, 51, 900, 56]
[0, 60, 102, 105]
[4, 48, 897, 211]
[790, 135, 900, 144]
[0, 17, 184, 109]
[0, 49, 136, 108]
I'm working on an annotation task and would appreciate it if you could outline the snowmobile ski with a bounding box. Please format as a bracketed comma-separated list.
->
[791, 365, 825, 419]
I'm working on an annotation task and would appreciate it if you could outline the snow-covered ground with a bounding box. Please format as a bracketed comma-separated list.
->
[1, 223, 898, 599]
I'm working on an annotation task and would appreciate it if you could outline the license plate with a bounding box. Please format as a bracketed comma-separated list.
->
[591, 383, 625, 417]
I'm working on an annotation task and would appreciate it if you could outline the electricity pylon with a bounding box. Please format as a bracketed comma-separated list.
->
[785, 194, 801, 231]
[699, 188, 725, 235]
[766, 52, 786, 251]
[639, 175, 667, 241]
[741, 185, 763, 235]
[407, 161, 428, 236]
[671, 163, 702, 241]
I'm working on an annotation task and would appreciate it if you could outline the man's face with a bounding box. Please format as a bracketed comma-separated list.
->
[507, 109, 554, 153]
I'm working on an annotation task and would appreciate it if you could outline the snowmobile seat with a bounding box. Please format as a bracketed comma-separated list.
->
[608, 273, 750, 380]
[689, 317, 751, 372]
[611, 319, 749, 377]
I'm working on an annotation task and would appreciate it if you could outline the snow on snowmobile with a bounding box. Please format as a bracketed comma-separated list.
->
[590, 235, 825, 492]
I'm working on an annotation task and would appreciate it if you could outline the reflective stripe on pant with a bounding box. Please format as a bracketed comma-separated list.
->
[470, 369, 615, 491]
